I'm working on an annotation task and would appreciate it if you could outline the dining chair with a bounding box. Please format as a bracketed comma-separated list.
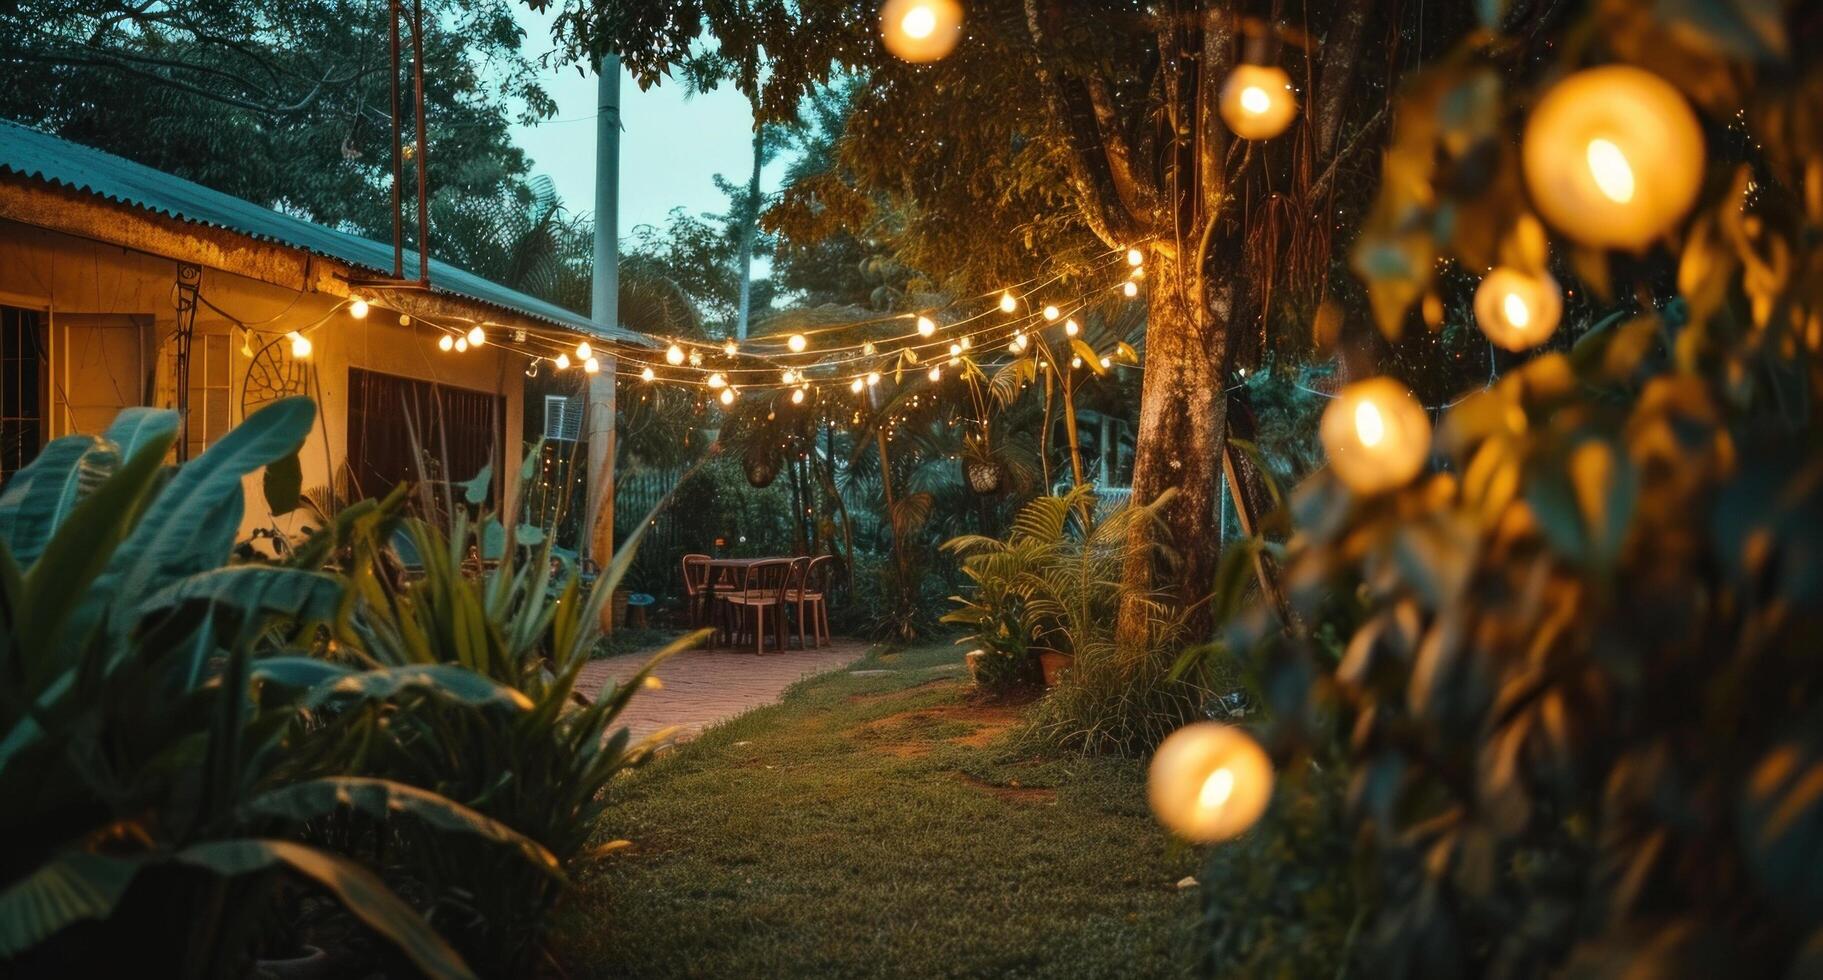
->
[789, 555, 832, 649]
[721, 559, 792, 654]
[680, 553, 711, 628]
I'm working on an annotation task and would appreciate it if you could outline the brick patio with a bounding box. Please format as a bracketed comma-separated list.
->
[579, 637, 873, 743]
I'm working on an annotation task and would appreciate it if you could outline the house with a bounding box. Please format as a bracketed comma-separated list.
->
[0, 120, 643, 549]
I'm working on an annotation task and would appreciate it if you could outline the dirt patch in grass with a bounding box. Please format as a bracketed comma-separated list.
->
[845, 700, 1026, 756]
[955, 771, 1057, 804]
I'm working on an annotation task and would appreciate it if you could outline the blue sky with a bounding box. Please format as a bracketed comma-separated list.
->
[507, 5, 794, 245]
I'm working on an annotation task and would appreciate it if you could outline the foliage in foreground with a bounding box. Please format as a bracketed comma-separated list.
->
[0, 401, 672, 977]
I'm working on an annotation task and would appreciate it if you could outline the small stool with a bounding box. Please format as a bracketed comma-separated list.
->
[627, 592, 654, 629]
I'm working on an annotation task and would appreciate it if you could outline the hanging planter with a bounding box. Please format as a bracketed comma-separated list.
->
[962, 456, 1004, 496]
[744, 449, 781, 488]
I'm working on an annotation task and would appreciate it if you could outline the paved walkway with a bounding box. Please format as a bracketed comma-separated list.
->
[578, 637, 872, 743]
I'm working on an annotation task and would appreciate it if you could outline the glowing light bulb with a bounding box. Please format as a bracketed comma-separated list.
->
[866, 371, 880, 387]
[879, 0, 962, 63]
[1065, 319, 1080, 337]
[1474, 267, 1562, 351]
[949, 343, 962, 356]
[688, 350, 703, 366]
[1100, 356, 1112, 368]
[1219, 65, 1298, 140]
[1070, 355, 1083, 369]
[555, 352, 571, 369]
[791, 388, 805, 404]
[1042, 305, 1060, 321]
[724, 339, 739, 356]
[349, 298, 369, 319]
[577, 340, 593, 360]
[1354, 400, 1386, 447]
[863, 341, 876, 355]
[1502, 292, 1531, 328]
[960, 336, 971, 350]
[782, 369, 797, 384]
[917, 316, 937, 336]
[788, 333, 808, 352]
[1123, 281, 1139, 298]
[438, 334, 454, 352]
[455, 337, 469, 353]
[467, 326, 486, 347]
[666, 344, 685, 365]
[1585, 138, 1636, 204]
[1147, 723, 1274, 842]
[719, 388, 735, 406]
[999, 292, 1017, 313]
[927, 365, 941, 382]
[399, 314, 411, 326]
[707, 372, 726, 389]
[851, 377, 865, 393]
[584, 356, 601, 374]
[1320, 377, 1431, 494]
[287, 331, 312, 359]
[639, 366, 654, 381]
[1127, 247, 1144, 266]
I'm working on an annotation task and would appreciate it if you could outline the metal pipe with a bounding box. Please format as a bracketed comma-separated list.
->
[387, 0, 403, 280]
[409, 0, 431, 284]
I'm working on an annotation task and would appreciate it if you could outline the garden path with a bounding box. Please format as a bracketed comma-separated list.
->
[578, 638, 872, 743]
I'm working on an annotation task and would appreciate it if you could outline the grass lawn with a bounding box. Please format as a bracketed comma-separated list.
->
[552, 642, 1205, 978]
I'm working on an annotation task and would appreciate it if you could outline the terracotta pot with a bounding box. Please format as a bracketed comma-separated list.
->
[1037, 650, 1074, 687]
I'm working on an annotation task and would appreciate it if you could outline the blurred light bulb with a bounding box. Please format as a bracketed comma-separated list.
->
[782, 369, 797, 384]
[723, 339, 739, 356]
[1474, 267, 1562, 351]
[349, 298, 369, 319]
[1320, 377, 1431, 494]
[917, 316, 936, 336]
[398, 314, 411, 326]
[707, 372, 726, 389]
[791, 388, 805, 404]
[999, 292, 1017, 313]
[1100, 356, 1112, 368]
[1219, 64, 1298, 140]
[1123, 281, 1140, 298]
[467, 325, 486, 347]
[719, 387, 735, 406]
[287, 331, 312, 359]
[863, 341, 876, 355]
[577, 340, 593, 360]
[851, 377, 865, 393]
[1070, 355, 1083, 369]
[454, 337, 469, 353]
[949, 343, 962, 356]
[879, 0, 962, 63]
[584, 356, 601, 374]
[1147, 723, 1274, 842]
[438, 334, 454, 352]
[1127, 247, 1144, 266]
[866, 371, 880, 387]
[927, 365, 941, 382]
[639, 365, 654, 381]
[788, 333, 808, 352]
[555, 352, 571, 369]
[666, 344, 685, 365]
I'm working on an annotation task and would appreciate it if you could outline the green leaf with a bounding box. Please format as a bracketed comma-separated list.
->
[139, 567, 344, 624]
[176, 839, 476, 980]
[264, 449, 303, 516]
[1742, 737, 1823, 922]
[0, 435, 108, 566]
[243, 777, 561, 879]
[0, 851, 143, 957]
[460, 462, 494, 506]
[302, 663, 534, 711]
[103, 407, 180, 462]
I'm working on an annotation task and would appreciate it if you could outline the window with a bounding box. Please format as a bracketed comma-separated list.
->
[543, 394, 582, 441]
[1, 307, 45, 484]
[185, 332, 232, 458]
[346, 368, 503, 503]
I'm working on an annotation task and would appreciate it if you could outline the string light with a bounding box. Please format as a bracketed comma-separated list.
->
[287, 331, 312, 359]
[1219, 64, 1298, 140]
[689, 349, 703, 366]
[917, 316, 937, 336]
[578, 340, 593, 360]
[928, 365, 941, 382]
[1064, 319, 1080, 337]
[466, 325, 486, 347]
[707, 372, 727, 389]
[556, 352, 571, 369]
[584, 356, 601, 374]
[999, 292, 1017, 313]
[1320, 378, 1431, 494]
[666, 343, 685, 365]
[788, 334, 808, 352]
[640, 366, 655, 381]
[791, 388, 805, 404]
[851, 377, 866, 393]
[1126, 248, 1144, 267]
[455, 337, 469, 353]
[1043, 305, 1060, 321]
[724, 339, 739, 356]
[782, 369, 797, 384]
[349, 298, 369, 319]
[1147, 723, 1274, 842]
[1123, 281, 1140, 298]
[438, 334, 454, 352]
[866, 371, 881, 386]
[863, 341, 876, 355]
[719, 387, 735, 406]
[1100, 356, 1112, 369]
[399, 314, 411, 326]
[1071, 355, 1083, 369]
[960, 336, 971, 350]
[879, 0, 962, 63]
[949, 343, 962, 356]
[1474, 267, 1563, 351]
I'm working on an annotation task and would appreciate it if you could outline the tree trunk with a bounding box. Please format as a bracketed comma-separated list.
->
[1116, 247, 1233, 648]
[734, 128, 764, 340]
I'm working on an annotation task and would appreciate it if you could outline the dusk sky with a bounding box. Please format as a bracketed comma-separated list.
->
[507, 4, 794, 247]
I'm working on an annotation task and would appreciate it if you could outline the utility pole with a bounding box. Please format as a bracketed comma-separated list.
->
[585, 57, 620, 570]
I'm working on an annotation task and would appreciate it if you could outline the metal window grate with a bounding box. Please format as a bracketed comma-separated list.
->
[1, 307, 45, 485]
[543, 394, 582, 441]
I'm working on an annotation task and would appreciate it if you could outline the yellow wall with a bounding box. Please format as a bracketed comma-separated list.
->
[0, 219, 528, 538]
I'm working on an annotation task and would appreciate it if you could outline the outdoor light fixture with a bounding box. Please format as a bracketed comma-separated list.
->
[666, 343, 685, 365]
[1319, 377, 1431, 494]
[1127, 247, 1144, 266]
[349, 298, 369, 319]
[584, 356, 601, 374]
[720, 387, 735, 406]
[707, 372, 727, 389]
[1064, 318, 1080, 336]
[466, 325, 486, 347]
[1522, 65, 1703, 251]
[577, 340, 593, 361]
[791, 388, 806, 404]
[788, 333, 809, 352]
[1123, 281, 1140, 298]
[1042, 305, 1060, 321]
[455, 337, 469, 353]
[1474, 267, 1563, 351]
[917, 316, 937, 336]
[863, 341, 876, 355]
[879, 0, 962, 63]
[438, 333, 454, 352]
[556, 352, 571, 369]
[949, 343, 962, 356]
[287, 331, 312, 359]
[1219, 63, 1298, 141]
[640, 365, 655, 381]
[1147, 723, 1273, 842]
[724, 339, 739, 356]
[999, 292, 1017, 313]
[782, 369, 797, 384]
[851, 377, 866, 393]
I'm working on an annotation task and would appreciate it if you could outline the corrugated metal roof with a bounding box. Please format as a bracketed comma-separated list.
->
[0, 119, 646, 345]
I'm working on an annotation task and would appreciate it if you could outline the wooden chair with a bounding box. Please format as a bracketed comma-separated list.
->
[720, 559, 793, 654]
[680, 553, 711, 627]
[788, 555, 833, 649]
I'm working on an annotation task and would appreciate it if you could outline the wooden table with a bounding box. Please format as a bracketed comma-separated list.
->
[703, 557, 780, 590]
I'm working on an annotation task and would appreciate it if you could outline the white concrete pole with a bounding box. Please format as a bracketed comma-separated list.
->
[585, 57, 621, 567]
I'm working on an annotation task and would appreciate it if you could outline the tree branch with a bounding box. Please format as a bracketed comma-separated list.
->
[1312, 0, 1372, 160]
